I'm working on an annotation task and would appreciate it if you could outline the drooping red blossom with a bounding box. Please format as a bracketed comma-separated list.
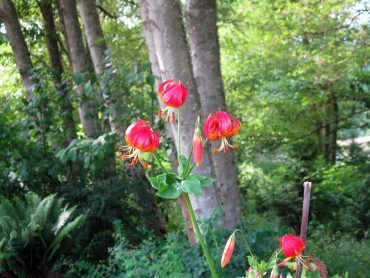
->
[203, 111, 240, 154]
[277, 234, 306, 267]
[157, 79, 188, 123]
[116, 120, 159, 168]
[221, 233, 235, 268]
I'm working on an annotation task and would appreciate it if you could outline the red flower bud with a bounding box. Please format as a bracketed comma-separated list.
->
[221, 233, 235, 268]
[193, 129, 203, 166]
[192, 116, 203, 166]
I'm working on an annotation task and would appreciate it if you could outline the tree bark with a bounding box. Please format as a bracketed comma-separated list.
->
[139, 0, 221, 232]
[56, 0, 100, 138]
[38, 0, 77, 146]
[76, 0, 165, 235]
[185, 0, 241, 230]
[77, 0, 124, 136]
[0, 0, 36, 100]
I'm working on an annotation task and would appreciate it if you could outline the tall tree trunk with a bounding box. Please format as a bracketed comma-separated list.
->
[139, 0, 222, 234]
[0, 0, 36, 99]
[76, 0, 124, 136]
[77, 0, 164, 235]
[38, 0, 77, 146]
[185, 0, 241, 230]
[56, 0, 100, 138]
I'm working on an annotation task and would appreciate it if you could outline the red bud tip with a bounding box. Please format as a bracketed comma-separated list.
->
[221, 233, 236, 268]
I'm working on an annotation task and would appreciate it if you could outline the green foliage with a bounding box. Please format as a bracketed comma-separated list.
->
[308, 229, 369, 277]
[56, 133, 117, 173]
[310, 159, 369, 238]
[0, 193, 85, 277]
[73, 220, 208, 278]
[149, 155, 215, 199]
[70, 215, 293, 278]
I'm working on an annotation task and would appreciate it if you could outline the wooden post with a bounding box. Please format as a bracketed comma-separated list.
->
[296, 181, 312, 278]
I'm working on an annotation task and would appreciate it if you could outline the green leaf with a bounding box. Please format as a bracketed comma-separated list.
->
[55, 149, 66, 159]
[177, 155, 188, 177]
[191, 174, 215, 186]
[146, 74, 155, 87]
[149, 173, 167, 190]
[73, 72, 84, 85]
[248, 256, 258, 269]
[181, 175, 202, 196]
[156, 182, 182, 199]
[67, 149, 77, 162]
[95, 37, 105, 44]
[83, 156, 90, 169]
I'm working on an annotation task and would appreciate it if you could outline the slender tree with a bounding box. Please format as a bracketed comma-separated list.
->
[38, 0, 77, 146]
[76, 0, 124, 136]
[0, 0, 37, 100]
[185, 0, 241, 229]
[76, 0, 165, 235]
[56, 0, 100, 138]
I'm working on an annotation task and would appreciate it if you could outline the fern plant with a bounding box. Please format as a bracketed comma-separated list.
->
[0, 193, 85, 277]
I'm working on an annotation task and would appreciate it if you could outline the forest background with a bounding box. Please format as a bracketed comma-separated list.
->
[0, 0, 369, 277]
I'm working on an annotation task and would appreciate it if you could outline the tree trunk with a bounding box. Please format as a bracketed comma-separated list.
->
[139, 0, 221, 233]
[56, 0, 100, 138]
[77, 0, 124, 136]
[76, 0, 164, 235]
[0, 0, 36, 99]
[185, 0, 242, 230]
[38, 0, 77, 146]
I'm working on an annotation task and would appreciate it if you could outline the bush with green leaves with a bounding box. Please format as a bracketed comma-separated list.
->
[0, 193, 85, 277]
[307, 229, 369, 277]
[70, 215, 293, 278]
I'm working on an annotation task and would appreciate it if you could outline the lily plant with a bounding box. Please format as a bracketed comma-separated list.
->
[117, 79, 240, 278]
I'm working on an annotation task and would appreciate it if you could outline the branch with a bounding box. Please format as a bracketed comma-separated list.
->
[97, 4, 118, 19]
[281, 108, 369, 144]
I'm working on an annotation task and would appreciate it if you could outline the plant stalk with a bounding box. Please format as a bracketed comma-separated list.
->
[183, 193, 219, 278]
[177, 108, 181, 160]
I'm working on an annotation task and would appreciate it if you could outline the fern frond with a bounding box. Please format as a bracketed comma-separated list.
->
[52, 205, 75, 235]
[45, 214, 86, 263]
[0, 197, 20, 223]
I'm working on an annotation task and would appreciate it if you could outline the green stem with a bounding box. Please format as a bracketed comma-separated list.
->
[177, 109, 181, 160]
[183, 193, 219, 278]
[182, 144, 193, 179]
[235, 229, 254, 257]
[153, 152, 170, 174]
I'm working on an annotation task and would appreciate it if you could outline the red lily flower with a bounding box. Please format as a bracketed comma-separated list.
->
[117, 120, 159, 168]
[277, 234, 306, 267]
[203, 111, 240, 154]
[158, 79, 188, 123]
[221, 233, 236, 268]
